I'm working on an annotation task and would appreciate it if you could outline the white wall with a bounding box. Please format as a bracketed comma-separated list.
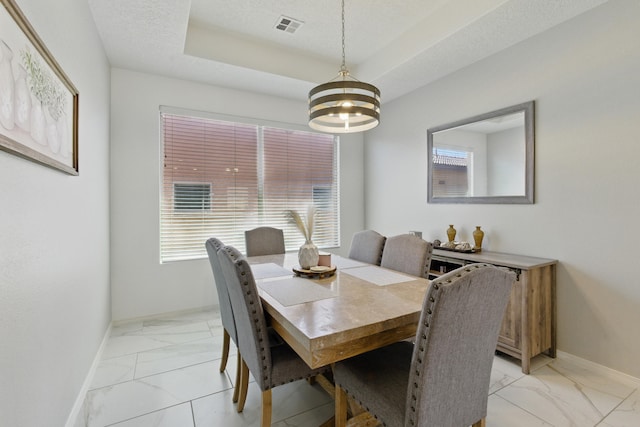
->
[487, 127, 525, 195]
[0, 0, 111, 425]
[364, 0, 640, 378]
[110, 69, 364, 321]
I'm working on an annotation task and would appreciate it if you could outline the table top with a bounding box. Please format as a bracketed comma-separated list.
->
[248, 253, 431, 369]
[432, 248, 557, 269]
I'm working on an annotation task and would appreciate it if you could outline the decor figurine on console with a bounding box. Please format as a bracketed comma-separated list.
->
[446, 224, 457, 242]
[473, 226, 485, 250]
[286, 205, 319, 269]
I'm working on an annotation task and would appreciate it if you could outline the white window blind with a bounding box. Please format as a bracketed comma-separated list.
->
[161, 112, 339, 262]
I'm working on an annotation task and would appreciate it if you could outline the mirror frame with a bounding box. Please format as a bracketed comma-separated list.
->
[427, 100, 534, 204]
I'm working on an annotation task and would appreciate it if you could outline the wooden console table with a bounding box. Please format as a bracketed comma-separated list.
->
[430, 249, 557, 374]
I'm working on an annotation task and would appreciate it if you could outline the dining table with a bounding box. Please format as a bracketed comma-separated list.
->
[247, 252, 431, 426]
[247, 252, 431, 369]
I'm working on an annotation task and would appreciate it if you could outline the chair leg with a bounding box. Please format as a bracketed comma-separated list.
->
[261, 389, 272, 427]
[237, 358, 250, 412]
[232, 352, 242, 403]
[335, 384, 348, 427]
[220, 329, 230, 372]
[472, 418, 486, 427]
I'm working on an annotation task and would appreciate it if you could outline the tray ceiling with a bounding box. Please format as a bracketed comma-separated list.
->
[88, 0, 607, 102]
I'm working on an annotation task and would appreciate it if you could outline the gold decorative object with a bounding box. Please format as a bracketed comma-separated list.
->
[473, 226, 485, 250]
[446, 225, 457, 242]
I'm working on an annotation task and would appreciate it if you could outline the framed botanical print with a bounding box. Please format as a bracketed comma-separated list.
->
[0, 0, 79, 175]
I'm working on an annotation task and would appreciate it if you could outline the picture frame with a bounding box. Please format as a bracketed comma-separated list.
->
[0, 0, 79, 175]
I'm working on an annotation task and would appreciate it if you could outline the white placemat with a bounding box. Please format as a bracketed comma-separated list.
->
[251, 263, 292, 280]
[341, 265, 416, 286]
[259, 277, 337, 306]
[332, 257, 367, 269]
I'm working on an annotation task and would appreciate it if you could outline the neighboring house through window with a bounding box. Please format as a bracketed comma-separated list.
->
[432, 148, 470, 197]
[173, 182, 212, 211]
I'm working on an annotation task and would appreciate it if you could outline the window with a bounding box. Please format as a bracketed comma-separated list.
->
[432, 148, 470, 197]
[161, 111, 340, 262]
[173, 182, 212, 211]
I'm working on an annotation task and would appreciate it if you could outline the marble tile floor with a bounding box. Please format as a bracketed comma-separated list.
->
[74, 309, 640, 427]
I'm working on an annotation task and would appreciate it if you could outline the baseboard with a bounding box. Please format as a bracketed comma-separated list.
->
[64, 322, 113, 427]
[557, 350, 640, 388]
[111, 305, 216, 326]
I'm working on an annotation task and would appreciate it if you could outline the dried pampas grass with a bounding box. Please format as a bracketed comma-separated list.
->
[285, 205, 317, 242]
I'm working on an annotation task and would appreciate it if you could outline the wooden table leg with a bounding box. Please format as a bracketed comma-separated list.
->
[345, 412, 381, 427]
[313, 371, 381, 427]
[318, 416, 335, 427]
[335, 385, 348, 427]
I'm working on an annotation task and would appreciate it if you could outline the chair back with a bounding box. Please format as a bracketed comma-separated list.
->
[217, 245, 272, 389]
[348, 230, 386, 265]
[406, 264, 515, 426]
[380, 234, 433, 278]
[245, 227, 285, 257]
[205, 237, 237, 343]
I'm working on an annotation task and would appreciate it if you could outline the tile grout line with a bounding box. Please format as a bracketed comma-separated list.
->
[190, 400, 196, 427]
[491, 369, 561, 425]
[490, 393, 551, 426]
[102, 323, 218, 361]
[132, 352, 139, 381]
[593, 387, 639, 426]
[102, 402, 189, 427]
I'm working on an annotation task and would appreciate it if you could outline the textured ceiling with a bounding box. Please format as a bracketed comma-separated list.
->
[88, 0, 607, 103]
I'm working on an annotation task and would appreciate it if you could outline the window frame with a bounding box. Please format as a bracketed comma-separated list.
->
[159, 107, 341, 263]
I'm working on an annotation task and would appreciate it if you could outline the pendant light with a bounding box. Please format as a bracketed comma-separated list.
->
[308, 0, 380, 133]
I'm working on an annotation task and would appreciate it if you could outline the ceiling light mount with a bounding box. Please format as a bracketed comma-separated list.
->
[308, 0, 380, 133]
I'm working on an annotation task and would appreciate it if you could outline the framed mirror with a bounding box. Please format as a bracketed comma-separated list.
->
[427, 101, 534, 204]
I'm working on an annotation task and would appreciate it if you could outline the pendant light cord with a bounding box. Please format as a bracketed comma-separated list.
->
[340, 0, 347, 74]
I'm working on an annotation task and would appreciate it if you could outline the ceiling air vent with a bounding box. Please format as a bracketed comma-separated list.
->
[274, 15, 303, 34]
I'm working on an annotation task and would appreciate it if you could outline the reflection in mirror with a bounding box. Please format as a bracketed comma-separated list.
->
[427, 101, 534, 204]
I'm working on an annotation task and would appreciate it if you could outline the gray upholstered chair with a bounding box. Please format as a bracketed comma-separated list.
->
[217, 245, 327, 426]
[334, 264, 515, 427]
[244, 227, 286, 257]
[205, 237, 243, 403]
[380, 233, 433, 278]
[348, 230, 386, 265]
